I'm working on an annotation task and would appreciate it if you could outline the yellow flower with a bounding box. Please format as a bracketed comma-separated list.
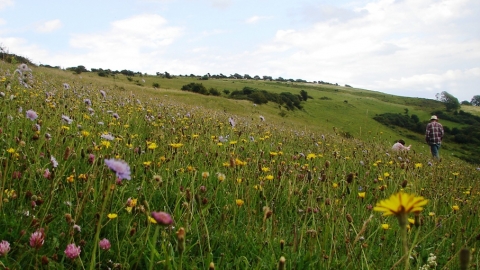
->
[269, 152, 278, 157]
[265, 175, 274, 181]
[383, 172, 390, 178]
[148, 216, 157, 224]
[408, 218, 415, 225]
[261, 167, 270, 172]
[61, 126, 70, 130]
[66, 175, 75, 183]
[78, 174, 87, 180]
[125, 206, 133, 213]
[229, 141, 237, 145]
[236, 199, 244, 207]
[217, 142, 223, 146]
[306, 153, 316, 160]
[236, 178, 243, 184]
[7, 148, 15, 154]
[332, 183, 339, 188]
[101, 141, 111, 148]
[428, 212, 435, 216]
[415, 163, 423, 169]
[147, 142, 158, 150]
[358, 192, 366, 199]
[81, 131, 90, 137]
[169, 143, 184, 148]
[217, 173, 226, 182]
[374, 192, 428, 217]
[452, 172, 460, 176]
[202, 172, 210, 179]
[143, 161, 152, 167]
[452, 205, 460, 211]
[107, 213, 118, 219]
[381, 224, 390, 230]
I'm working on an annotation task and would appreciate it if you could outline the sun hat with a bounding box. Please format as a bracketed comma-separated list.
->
[430, 115, 438, 120]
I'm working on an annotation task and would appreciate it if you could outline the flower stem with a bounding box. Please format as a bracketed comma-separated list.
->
[148, 225, 160, 270]
[398, 214, 409, 270]
[89, 183, 112, 270]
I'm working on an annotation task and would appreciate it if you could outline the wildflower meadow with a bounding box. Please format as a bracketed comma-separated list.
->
[0, 62, 480, 269]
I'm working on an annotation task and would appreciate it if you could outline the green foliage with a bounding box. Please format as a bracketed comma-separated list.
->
[181, 82, 208, 95]
[438, 91, 460, 111]
[152, 82, 160, 88]
[471, 95, 480, 106]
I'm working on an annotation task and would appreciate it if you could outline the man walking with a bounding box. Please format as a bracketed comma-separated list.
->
[425, 115, 444, 160]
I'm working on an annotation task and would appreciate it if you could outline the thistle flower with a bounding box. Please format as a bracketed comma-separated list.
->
[104, 159, 131, 180]
[64, 243, 81, 259]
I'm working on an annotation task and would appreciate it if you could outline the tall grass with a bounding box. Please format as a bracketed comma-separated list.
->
[0, 62, 479, 269]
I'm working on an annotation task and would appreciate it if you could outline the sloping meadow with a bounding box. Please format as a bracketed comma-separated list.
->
[0, 63, 479, 269]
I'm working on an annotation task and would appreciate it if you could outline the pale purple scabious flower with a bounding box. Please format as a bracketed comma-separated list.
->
[73, 224, 81, 232]
[88, 107, 95, 115]
[62, 115, 73, 124]
[259, 115, 265, 121]
[151, 211, 173, 226]
[112, 113, 120, 119]
[101, 134, 115, 141]
[219, 135, 228, 143]
[26, 109, 38, 121]
[63, 83, 70, 90]
[51, 156, 58, 168]
[100, 90, 106, 98]
[29, 229, 45, 249]
[104, 159, 131, 180]
[99, 238, 111, 250]
[0, 240, 10, 257]
[228, 117, 235, 128]
[35, 124, 41, 131]
[84, 99, 92, 106]
[18, 63, 32, 73]
[45, 133, 52, 140]
[64, 243, 81, 259]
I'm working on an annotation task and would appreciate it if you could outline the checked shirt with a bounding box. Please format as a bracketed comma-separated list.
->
[425, 121, 444, 145]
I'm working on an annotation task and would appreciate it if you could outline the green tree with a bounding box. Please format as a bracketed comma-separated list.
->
[439, 91, 460, 111]
[471, 95, 480, 106]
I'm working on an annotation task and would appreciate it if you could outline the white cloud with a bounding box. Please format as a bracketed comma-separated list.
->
[245, 0, 480, 101]
[0, 0, 13, 10]
[48, 14, 184, 71]
[209, 0, 231, 9]
[245, 15, 271, 24]
[35, 19, 62, 33]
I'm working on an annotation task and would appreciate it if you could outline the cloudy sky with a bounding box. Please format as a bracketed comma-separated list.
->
[1, 0, 479, 102]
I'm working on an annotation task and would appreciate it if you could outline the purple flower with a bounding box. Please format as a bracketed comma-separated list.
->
[63, 83, 70, 90]
[51, 156, 58, 168]
[101, 134, 115, 141]
[62, 115, 73, 124]
[151, 211, 173, 226]
[104, 159, 131, 180]
[100, 90, 106, 98]
[112, 113, 120, 119]
[64, 243, 81, 259]
[228, 117, 235, 128]
[99, 238, 111, 250]
[26, 109, 38, 121]
[0, 240, 10, 257]
[30, 229, 45, 249]
[73, 224, 81, 232]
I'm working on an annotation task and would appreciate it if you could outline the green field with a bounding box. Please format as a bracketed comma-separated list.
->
[0, 61, 479, 269]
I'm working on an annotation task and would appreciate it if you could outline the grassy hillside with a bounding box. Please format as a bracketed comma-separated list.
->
[34, 64, 478, 164]
[1, 61, 480, 269]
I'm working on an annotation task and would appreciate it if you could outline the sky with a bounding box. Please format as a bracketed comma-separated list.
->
[0, 0, 479, 102]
